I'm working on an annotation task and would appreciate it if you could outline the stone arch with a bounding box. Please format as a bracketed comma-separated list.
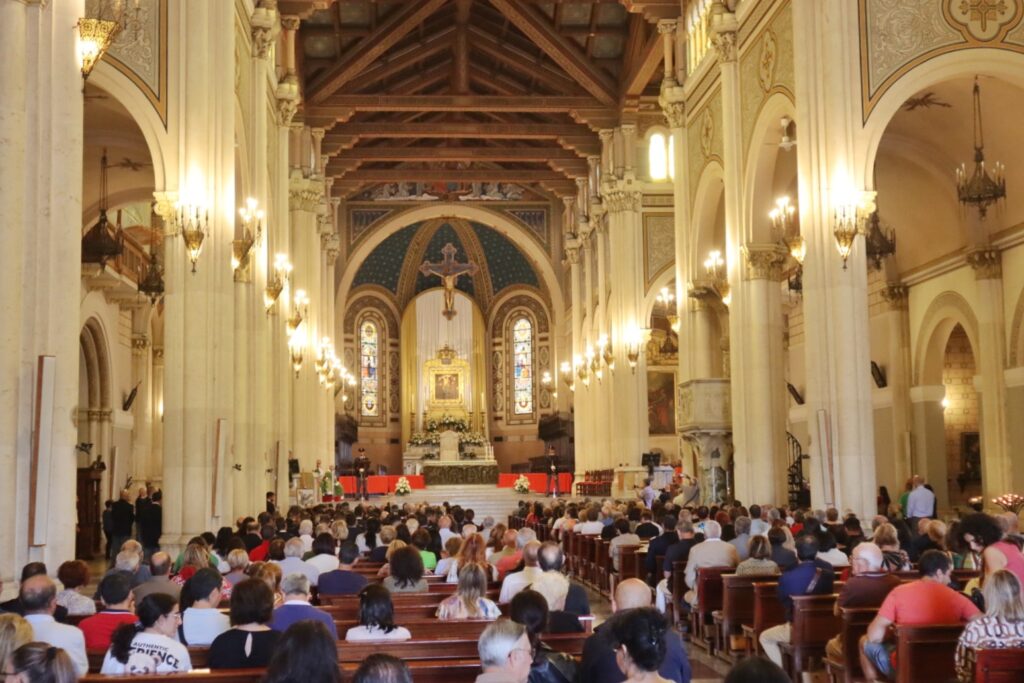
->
[690, 161, 726, 270]
[914, 291, 981, 386]
[336, 203, 565, 329]
[90, 62, 170, 194]
[80, 317, 113, 410]
[743, 92, 798, 245]
[1008, 284, 1024, 368]
[643, 268, 676, 326]
[858, 49, 1024, 192]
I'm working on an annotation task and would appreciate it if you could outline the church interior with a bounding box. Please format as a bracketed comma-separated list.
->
[5, 0, 1024, 680]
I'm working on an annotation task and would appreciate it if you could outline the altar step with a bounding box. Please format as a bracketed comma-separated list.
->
[368, 485, 555, 525]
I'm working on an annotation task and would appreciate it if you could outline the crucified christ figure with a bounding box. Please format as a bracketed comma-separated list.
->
[419, 243, 478, 319]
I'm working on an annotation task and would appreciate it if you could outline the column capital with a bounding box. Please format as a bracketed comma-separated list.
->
[152, 346, 165, 366]
[967, 247, 1002, 279]
[289, 176, 325, 212]
[880, 282, 909, 310]
[152, 191, 178, 222]
[598, 129, 615, 144]
[741, 243, 787, 281]
[710, 9, 739, 63]
[310, 127, 326, 143]
[322, 231, 341, 263]
[131, 334, 150, 356]
[280, 15, 300, 31]
[657, 19, 678, 35]
[660, 99, 686, 129]
[251, 5, 280, 59]
[276, 74, 301, 126]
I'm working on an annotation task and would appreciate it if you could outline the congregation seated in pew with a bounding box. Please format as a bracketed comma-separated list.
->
[207, 579, 278, 669]
[317, 543, 368, 596]
[344, 584, 412, 642]
[101, 594, 190, 674]
[509, 589, 578, 683]
[382, 546, 428, 594]
[953, 569, 1024, 682]
[436, 563, 501, 621]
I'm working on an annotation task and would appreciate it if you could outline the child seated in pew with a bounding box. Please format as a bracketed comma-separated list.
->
[208, 579, 279, 669]
[101, 594, 191, 674]
[434, 537, 464, 578]
[345, 585, 412, 642]
[436, 564, 501, 621]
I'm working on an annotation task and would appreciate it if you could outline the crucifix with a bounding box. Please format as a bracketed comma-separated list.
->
[419, 243, 478, 320]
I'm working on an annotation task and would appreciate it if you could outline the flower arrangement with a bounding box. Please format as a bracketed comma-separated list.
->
[395, 476, 412, 496]
[460, 431, 487, 446]
[993, 493, 1024, 515]
[425, 415, 469, 433]
[513, 474, 531, 494]
[409, 432, 440, 446]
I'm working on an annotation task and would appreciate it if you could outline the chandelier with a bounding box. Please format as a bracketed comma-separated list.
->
[956, 78, 1006, 219]
[82, 150, 125, 266]
[864, 210, 896, 270]
[655, 286, 679, 333]
[137, 219, 164, 304]
[769, 196, 805, 292]
[76, 1, 142, 82]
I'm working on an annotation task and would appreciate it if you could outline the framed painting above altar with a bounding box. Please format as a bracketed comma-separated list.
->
[424, 346, 470, 416]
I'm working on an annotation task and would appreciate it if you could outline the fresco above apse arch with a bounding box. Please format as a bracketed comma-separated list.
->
[349, 218, 545, 315]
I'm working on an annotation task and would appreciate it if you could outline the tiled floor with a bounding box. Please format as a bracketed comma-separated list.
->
[580, 582, 731, 683]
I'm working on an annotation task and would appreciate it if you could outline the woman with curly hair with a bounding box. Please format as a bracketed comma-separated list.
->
[382, 546, 427, 593]
[55, 561, 96, 616]
[958, 512, 1024, 585]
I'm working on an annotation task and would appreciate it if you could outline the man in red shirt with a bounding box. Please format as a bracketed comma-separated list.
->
[825, 542, 901, 664]
[78, 573, 137, 651]
[860, 550, 979, 681]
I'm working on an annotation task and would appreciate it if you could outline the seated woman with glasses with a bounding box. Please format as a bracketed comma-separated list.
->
[344, 584, 412, 642]
[101, 594, 192, 674]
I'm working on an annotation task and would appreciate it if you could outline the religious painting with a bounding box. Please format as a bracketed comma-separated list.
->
[960, 431, 981, 483]
[434, 373, 460, 402]
[648, 371, 676, 435]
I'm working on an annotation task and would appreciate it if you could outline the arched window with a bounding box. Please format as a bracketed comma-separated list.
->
[648, 132, 674, 182]
[512, 317, 534, 415]
[359, 321, 379, 417]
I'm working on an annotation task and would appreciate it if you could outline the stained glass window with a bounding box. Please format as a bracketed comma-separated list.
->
[360, 321, 379, 417]
[512, 317, 533, 415]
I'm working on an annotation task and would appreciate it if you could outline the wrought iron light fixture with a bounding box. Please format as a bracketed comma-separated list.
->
[76, 1, 142, 82]
[957, 78, 1006, 219]
[575, 354, 590, 388]
[174, 204, 208, 274]
[82, 150, 125, 266]
[624, 326, 645, 373]
[702, 250, 731, 305]
[137, 221, 164, 304]
[831, 192, 873, 270]
[770, 196, 805, 292]
[864, 210, 896, 270]
[656, 286, 679, 333]
[233, 197, 263, 277]
[586, 347, 602, 384]
[541, 371, 556, 401]
[264, 253, 292, 312]
[288, 322, 306, 375]
[287, 289, 309, 336]
[559, 361, 575, 393]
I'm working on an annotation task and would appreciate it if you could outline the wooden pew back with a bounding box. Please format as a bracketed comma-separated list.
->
[894, 623, 964, 683]
[973, 648, 1024, 683]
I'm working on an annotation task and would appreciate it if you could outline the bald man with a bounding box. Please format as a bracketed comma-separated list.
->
[499, 541, 544, 604]
[21, 575, 88, 676]
[825, 542, 901, 665]
[578, 579, 692, 683]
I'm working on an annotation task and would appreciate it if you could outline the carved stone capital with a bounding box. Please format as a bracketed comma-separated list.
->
[604, 187, 642, 214]
[251, 6, 279, 59]
[152, 191, 178, 224]
[289, 177, 325, 212]
[657, 19, 677, 35]
[275, 73, 300, 126]
[280, 16, 300, 31]
[742, 244, 787, 281]
[660, 99, 685, 129]
[152, 347, 164, 366]
[711, 30, 737, 63]
[967, 247, 1001, 280]
[880, 283, 909, 310]
[322, 232, 341, 263]
[310, 127, 326, 143]
[131, 334, 150, 356]
[564, 243, 582, 266]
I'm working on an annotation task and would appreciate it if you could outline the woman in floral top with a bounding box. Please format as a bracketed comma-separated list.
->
[436, 563, 501, 621]
[955, 569, 1024, 682]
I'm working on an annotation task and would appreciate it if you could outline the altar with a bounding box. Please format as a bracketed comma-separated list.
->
[613, 466, 676, 497]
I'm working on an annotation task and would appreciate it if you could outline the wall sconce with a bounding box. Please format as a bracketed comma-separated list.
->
[601, 335, 615, 371]
[832, 191, 874, 269]
[702, 250, 731, 307]
[625, 327, 644, 373]
[173, 203, 208, 274]
[574, 354, 590, 388]
[287, 289, 309, 336]
[656, 287, 679, 333]
[264, 253, 292, 313]
[559, 361, 575, 392]
[233, 198, 264, 276]
[288, 323, 306, 375]
[541, 371, 557, 400]
[76, 1, 141, 82]
[586, 347, 602, 383]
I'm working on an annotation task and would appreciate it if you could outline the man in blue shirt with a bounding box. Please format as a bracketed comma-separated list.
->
[759, 534, 835, 666]
[270, 573, 338, 637]
[317, 542, 368, 596]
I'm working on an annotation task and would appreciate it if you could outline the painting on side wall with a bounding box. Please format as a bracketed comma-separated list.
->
[960, 431, 981, 483]
[647, 371, 676, 435]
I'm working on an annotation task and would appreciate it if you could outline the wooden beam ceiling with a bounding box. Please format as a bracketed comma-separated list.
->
[334, 147, 584, 162]
[306, 0, 448, 104]
[489, 0, 619, 105]
[308, 95, 612, 117]
[339, 169, 577, 182]
[323, 122, 598, 141]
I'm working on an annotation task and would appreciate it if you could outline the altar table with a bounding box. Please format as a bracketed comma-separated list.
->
[498, 473, 574, 492]
[336, 475, 425, 495]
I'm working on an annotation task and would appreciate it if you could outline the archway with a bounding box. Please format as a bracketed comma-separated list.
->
[941, 325, 981, 505]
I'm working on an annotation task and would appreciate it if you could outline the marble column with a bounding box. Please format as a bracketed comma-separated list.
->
[564, 237, 586, 475]
[792, 0, 877, 517]
[130, 327, 154, 482]
[966, 248, 1012, 500]
[0, 0, 84, 575]
[878, 284, 913, 494]
[160, 0, 236, 549]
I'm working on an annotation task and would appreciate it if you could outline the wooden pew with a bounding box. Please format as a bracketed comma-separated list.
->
[779, 594, 842, 680]
[823, 606, 878, 683]
[712, 573, 760, 661]
[610, 544, 640, 595]
[894, 623, 964, 683]
[688, 566, 729, 652]
[334, 614, 594, 639]
[83, 670, 263, 683]
[336, 632, 589, 663]
[973, 648, 1024, 683]
[741, 581, 785, 656]
[669, 560, 686, 629]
